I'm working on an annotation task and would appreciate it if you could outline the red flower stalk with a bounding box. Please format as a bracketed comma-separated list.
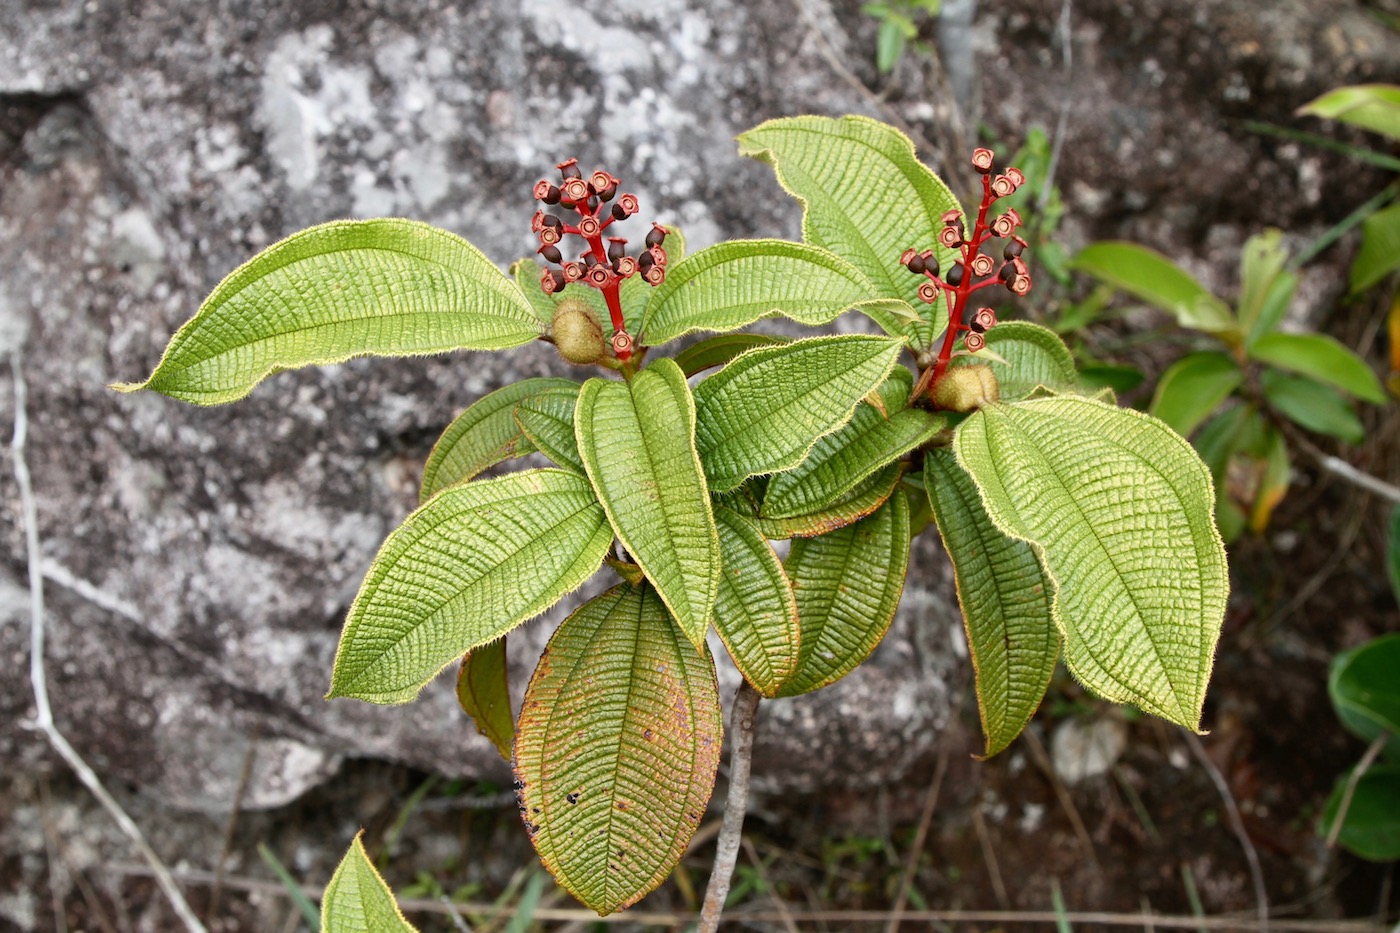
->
[531, 159, 667, 361]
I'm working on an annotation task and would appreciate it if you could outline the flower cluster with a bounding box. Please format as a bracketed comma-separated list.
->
[902, 147, 1031, 375]
[532, 159, 668, 360]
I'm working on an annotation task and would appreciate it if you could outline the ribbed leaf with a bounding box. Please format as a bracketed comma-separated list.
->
[1352, 204, 1400, 294]
[321, 832, 417, 933]
[712, 505, 800, 696]
[1071, 241, 1236, 336]
[456, 638, 514, 762]
[328, 470, 612, 704]
[641, 239, 892, 345]
[953, 398, 1228, 730]
[950, 321, 1079, 401]
[575, 359, 720, 650]
[762, 382, 943, 519]
[1148, 352, 1244, 438]
[775, 491, 911, 697]
[757, 462, 902, 539]
[1260, 369, 1366, 444]
[421, 378, 579, 501]
[1250, 332, 1386, 404]
[737, 114, 961, 347]
[514, 584, 722, 915]
[672, 333, 788, 377]
[693, 335, 904, 492]
[925, 449, 1058, 758]
[515, 390, 585, 473]
[1298, 83, 1400, 142]
[116, 219, 543, 404]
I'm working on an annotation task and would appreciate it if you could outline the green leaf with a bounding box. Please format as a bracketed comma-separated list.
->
[1329, 633, 1400, 761]
[456, 638, 514, 762]
[712, 505, 800, 697]
[876, 17, 908, 73]
[1248, 424, 1290, 534]
[1321, 765, 1400, 861]
[420, 378, 579, 501]
[672, 333, 788, 376]
[1236, 229, 1296, 345]
[1352, 203, 1400, 294]
[1148, 352, 1244, 438]
[1389, 504, 1400, 608]
[514, 584, 722, 915]
[737, 114, 963, 348]
[761, 382, 944, 519]
[642, 240, 886, 345]
[329, 470, 612, 704]
[925, 450, 1059, 758]
[757, 462, 902, 539]
[575, 359, 720, 651]
[953, 397, 1228, 729]
[775, 491, 911, 697]
[115, 220, 543, 404]
[693, 334, 904, 492]
[1260, 369, 1366, 444]
[515, 390, 586, 474]
[1071, 241, 1236, 336]
[1250, 332, 1386, 404]
[950, 321, 1080, 401]
[321, 832, 418, 933]
[1298, 83, 1400, 143]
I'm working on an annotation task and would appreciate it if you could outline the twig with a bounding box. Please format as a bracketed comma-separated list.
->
[39, 777, 71, 933]
[742, 837, 798, 933]
[7, 349, 208, 933]
[1023, 727, 1100, 870]
[210, 724, 260, 919]
[697, 679, 762, 933]
[971, 804, 1010, 910]
[885, 747, 950, 933]
[1324, 731, 1391, 848]
[440, 893, 473, 932]
[1281, 421, 1400, 505]
[1184, 732, 1268, 933]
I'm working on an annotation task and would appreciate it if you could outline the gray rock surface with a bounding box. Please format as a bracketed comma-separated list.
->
[1, 0, 1395, 815]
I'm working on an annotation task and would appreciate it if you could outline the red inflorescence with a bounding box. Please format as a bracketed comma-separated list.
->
[531, 160, 669, 361]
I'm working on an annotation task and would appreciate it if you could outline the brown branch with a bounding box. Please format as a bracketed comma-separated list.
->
[1185, 732, 1269, 933]
[697, 679, 762, 932]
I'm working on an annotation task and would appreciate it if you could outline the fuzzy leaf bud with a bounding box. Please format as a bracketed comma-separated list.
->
[551, 297, 607, 365]
[932, 365, 999, 412]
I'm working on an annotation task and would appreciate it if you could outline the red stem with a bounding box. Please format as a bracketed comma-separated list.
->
[930, 175, 995, 383]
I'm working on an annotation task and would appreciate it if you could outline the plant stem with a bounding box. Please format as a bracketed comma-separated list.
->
[1325, 730, 1391, 848]
[697, 679, 762, 933]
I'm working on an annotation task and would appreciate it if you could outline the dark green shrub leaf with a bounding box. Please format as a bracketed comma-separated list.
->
[576, 359, 720, 651]
[950, 321, 1080, 401]
[672, 333, 788, 377]
[514, 584, 722, 915]
[1250, 332, 1386, 404]
[1329, 633, 1400, 761]
[925, 450, 1059, 758]
[1236, 229, 1296, 345]
[421, 378, 579, 501]
[321, 832, 418, 933]
[1148, 351, 1244, 438]
[515, 390, 585, 474]
[456, 638, 514, 762]
[1071, 241, 1236, 336]
[693, 335, 903, 492]
[1351, 203, 1400, 294]
[757, 462, 902, 539]
[116, 219, 543, 404]
[329, 470, 612, 704]
[712, 505, 800, 696]
[953, 398, 1228, 730]
[775, 491, 911, 697]
[641, 240, 888, 345]
[1321, 765, 1400, 861]
[737, 114, 963, 347]
[1260, 369, 1366, 444]
[1389, 504, 1400, 607]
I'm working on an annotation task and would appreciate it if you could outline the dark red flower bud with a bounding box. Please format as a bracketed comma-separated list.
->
[533, 180, 560, 203]
[644, 264, 665, 286]
[938, 226, 963, 250]
[616, 193, 640, 218]
[946, 262, 965, 287]
[970, 307, 997, 333]
[538, 243, 563, 264]
[970, 254, 995, 277]
[541, 268, 566, 295]
[1003, 238, 1025, 260]
[596, 182, 618, 202]
[638, 249, 655, 272]
[647, 245, 667, 268]
[998, 260, 1017, 284]
[582, 252, 601, 270]
[607, 237, 626, 262]
[563, 262, 586, 282]
[614, 255, 639, 277]
[971, 148, 996, 174]
[1010, 274, 1032, 296]
[905, 251, 926, 275]
[941, 209, 962, 226]
[917, 281, 940, 303]
[645, 223, 667, 249]
[556, 158, 582, 179]
[921, 250, 940, 278]
[577, 215, 601, 238]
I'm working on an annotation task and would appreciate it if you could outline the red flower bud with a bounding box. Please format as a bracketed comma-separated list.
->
[591, 170, 617, 192]
[538, 243, 563, 264]
[971, 307, 997, 332]
[607, 237, 626, 262]
[991, 174, 1017, 198]
[534, 180, 561, 203]
[1010, 274, 1032, 296]
[644, 264, 665, 286]
[938, 226, 964, 250]
[970, 254, 995, 277]
[616, 193, 640, 218]
[645, 223, 667, 249]
[647, 245, 667, 268]
[941, 209, 962, 226]
[614, 255, 639, 278]
[541, 268, 566, 295]
[562, 262, 586, 282]
[917, 281, 940, 303]
[556, 158, 582, 179]
[586, 264, 612, 288]
[971, 148, 996, 174]
[1005, 167, 1026, 188]
[561, 176, 590, 203]
[963, 331, 986, 352]
[576, 215, 601, 238]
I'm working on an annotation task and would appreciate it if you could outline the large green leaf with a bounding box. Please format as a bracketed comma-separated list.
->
[1351, 203, 1400, 294]
[515, 390, 586, 474]
[672, 333, 788, 377]
[321, 832, 418, 933]
[328, 470, 612, 704]
[514, 584, 722, 915]
[575, 359, 720, 650]
[1071, 241, 1236, 336]
[1148, 351, 1244, 438]
[1251, 332, 1386, 404]
[950, 321, 1080, 401]
[456, 638, 514, 762]
[712, 505, 800, 696]
[1259, 369, 1366, 444]
[775, 491, 911, 697]
[116, 219, 543, 404]
[1298, 84, 1400, 142]
[693, 335, 904, 492]
[925, 450, 1059, 758]
[1329, 633, 1400, 762]
[641, 240, 894, 345]
[1389, 503, 1400, 607]
[420, 378, 579, 501]
[1321, 765, 1400, 862]
[737, 114, 961, 347]
[757, 462, 903, 539]
[953, 397, 1228, 729]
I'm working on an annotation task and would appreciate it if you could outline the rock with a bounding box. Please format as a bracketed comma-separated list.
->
[1051, 716, 1129, 784]
[1, 0, 1395, 813]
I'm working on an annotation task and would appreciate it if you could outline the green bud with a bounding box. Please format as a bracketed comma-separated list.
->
[932, 365, 999, 412]
[550, 298, 606, 365]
